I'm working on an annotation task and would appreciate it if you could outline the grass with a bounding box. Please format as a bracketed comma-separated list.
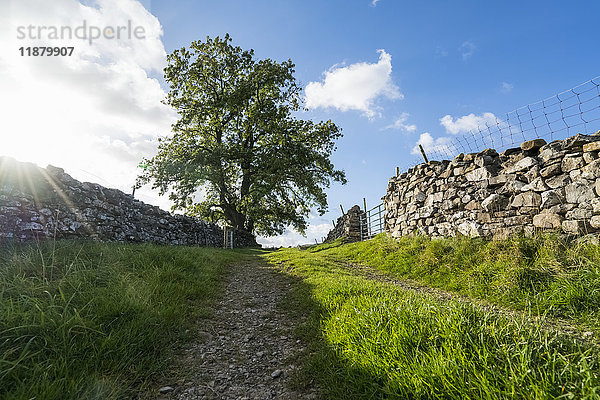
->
[267, 234, 600, 399]
[0, 240, 249, 399]
[307, 234, 600, 332]
[4, 233, 600, 399]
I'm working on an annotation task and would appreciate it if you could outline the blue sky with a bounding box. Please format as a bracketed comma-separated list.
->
[1, 0, 599, 246]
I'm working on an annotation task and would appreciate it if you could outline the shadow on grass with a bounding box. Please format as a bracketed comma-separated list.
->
[270, 262, 390, 399]
[262, 243, 600, 400]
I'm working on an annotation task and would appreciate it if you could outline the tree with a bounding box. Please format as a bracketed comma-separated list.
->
[138, 34, 346, 236]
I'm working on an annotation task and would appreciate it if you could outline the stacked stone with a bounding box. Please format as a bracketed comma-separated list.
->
[383, 132, 600, 239]
[326, 205, 365, 242]
[0, 157, 257, 247]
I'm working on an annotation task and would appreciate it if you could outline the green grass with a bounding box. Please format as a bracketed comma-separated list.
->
[267, 236, 600, 399]
[0, 240, 249, 399]
[306, 234, 600, 332]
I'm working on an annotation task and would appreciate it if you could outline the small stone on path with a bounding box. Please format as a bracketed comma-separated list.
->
[158, 386, 174, 394]
[271, 369, 282, 379]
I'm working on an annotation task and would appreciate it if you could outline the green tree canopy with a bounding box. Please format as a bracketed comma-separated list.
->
[138, 34, 346, 236]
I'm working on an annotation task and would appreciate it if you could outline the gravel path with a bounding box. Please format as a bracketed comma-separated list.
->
[156, 260, 318, 400]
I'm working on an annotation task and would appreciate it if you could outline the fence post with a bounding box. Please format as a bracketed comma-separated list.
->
[359, 213, 364, 241]
[418, 144, 429, 163]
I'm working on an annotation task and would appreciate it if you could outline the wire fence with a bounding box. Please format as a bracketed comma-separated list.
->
[329, 75, 600, 243]
[416, 76, 600, 163]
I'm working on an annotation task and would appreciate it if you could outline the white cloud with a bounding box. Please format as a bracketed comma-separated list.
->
[384, 112, 417, 132]
[0, 0, 176, 208]
[440, 112, 500, 135]
[459, 41, 476, 60]
[411, 132, 453, 157]
[305, 49, 402, 118]
[371, 0, 381, 6]
[257, 223, 332, 248]
[500, 81, 514, 94]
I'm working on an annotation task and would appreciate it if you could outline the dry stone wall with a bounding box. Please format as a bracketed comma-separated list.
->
[326, 205, 365, 242]
[0, 157, 257, 247]
[383, 133, 600, 239]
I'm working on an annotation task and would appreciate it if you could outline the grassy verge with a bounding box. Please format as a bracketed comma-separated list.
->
[0, 240, 247, 400]
[308, 234, 600, 332]
[267, 237, 600, 399]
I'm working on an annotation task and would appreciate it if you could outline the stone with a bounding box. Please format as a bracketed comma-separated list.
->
[481, 194, 509, 212]
[540, 189, 565, 209]
[505, 215, 531, 226]
[584, 151, 598, 164]
[539, 141, 565, 163]
[561, 155, 585, 173]
[597, 179, 600, 196]
[465, 200, 480, 210]
[562, 220, 594, 234]
[477, 212, 492, 223]
[271, 369, 283, 378]
[505, 157, 538, 174]
[562, 134, 600, 150]
[521, 177, 549, 192]
[441, 200, 454, 210]
[583, 141, 600, 152]
[519, 206, 540, 216]
[479, 148, 500, 158]
[419, 206, 434, 218]
[524, 166, 540, 183]
[463, 153, 476, 162]
[580, 159, 600, 180]
[474, 155, 496, 168]
[566, 208, 593, 220]
[159, 386, 174, 394]
[457, 221, 481, 237]
[440, 168, 453, 179]
[511, 192, 542, 208]
[565, 182, 596, 204]
[533, 213, 563, 229]
[546, 174, 571, 189]
[499, 147, 522, 157]
[500, 179, 527, 194]
[413, 190, 427, 203]
[539, 163, 562, 178]
[452, 153, 465, 163]
[591, 216, 600, 229]
[425, 192, 444, 206]
[593, 198, 600, 214]
[453, 167, 464, 176]
[492, 226, 523, 240]
[18, 222, 43, 231]
[569, 169, 584, 181]
[521, 138, 546, 151]
[488, 174, 511, 187]
[547, 203, 575, 215]
[465, 167, 491, 182]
